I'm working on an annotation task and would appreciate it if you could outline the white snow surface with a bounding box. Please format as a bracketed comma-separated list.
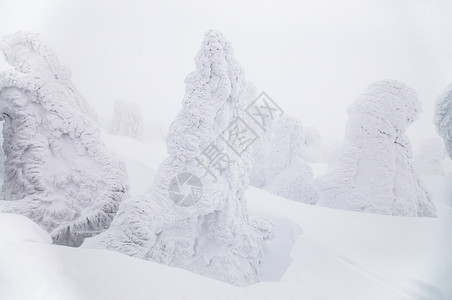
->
[0, 180, 451, 299]
[315, 80, 436, 217]
[0, 32, 129, 246]
[0, 213, 51, 245]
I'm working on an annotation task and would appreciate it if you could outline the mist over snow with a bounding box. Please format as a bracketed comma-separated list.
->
[1, 0, 451, 148]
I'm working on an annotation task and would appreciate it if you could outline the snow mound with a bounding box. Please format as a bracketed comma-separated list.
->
[84, 30, 273, 286]
[0, 213, 51, 244]
[0, 32, 129, 246]
[315, 80, 436, 217]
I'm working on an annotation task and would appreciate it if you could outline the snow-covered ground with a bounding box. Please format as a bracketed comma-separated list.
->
[1, 135, 451, 299]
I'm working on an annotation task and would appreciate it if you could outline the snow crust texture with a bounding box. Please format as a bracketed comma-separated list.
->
[434, 84, 452, 160]
[0, 32, 129, 246]
[84, 30, 273, 286]
[110, 100, 143, 139]
[250, 115, 318, 204]
[315, 80, 436, 217]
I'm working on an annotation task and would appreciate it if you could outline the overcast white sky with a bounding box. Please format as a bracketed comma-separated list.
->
[1, 0, 451, 150]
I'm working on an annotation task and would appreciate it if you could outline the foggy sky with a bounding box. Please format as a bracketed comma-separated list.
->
[1, 0, 451, 152]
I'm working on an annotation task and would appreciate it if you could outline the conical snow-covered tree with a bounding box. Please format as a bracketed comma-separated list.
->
[434, 84, 452, 159]
[249, 115, 318, 204]
[314, 80, 436, 217]
[0, 32, 129, 246]
[414, 138, 446, 176]
[84, 30, 273, 285]
[109, 99, 143, 139]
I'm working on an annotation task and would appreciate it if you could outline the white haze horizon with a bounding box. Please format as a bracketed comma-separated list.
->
[0, 0, 451, 151]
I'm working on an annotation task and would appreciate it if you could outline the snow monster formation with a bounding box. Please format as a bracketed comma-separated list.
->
[249, 115, 318, 204]
[434, 84, 452, 160]
[109, 99, 143, 139]
[84, 31, 273, 285]
[0, 32, 128, 246]
[314, 80, 436, 217]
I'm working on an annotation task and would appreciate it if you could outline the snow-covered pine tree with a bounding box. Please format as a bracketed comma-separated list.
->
[84, 30, 273, 285]
[110, 99, 143, 139]
[434, 84, 452, 160]
[301, 127, 333, 163]
[249, 115, 318, 204]
[314, 80, 436, 217]
[0, 32, 129, 246]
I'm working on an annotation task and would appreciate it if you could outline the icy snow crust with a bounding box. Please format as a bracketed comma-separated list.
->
[250, 115, 318, 204]
[435, 84, 452, 160]
[0, 32, 129, 246]
[84, 31, 273, 286]
[315, 80, 436, 217]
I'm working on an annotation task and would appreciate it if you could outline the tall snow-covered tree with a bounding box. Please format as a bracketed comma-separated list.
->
[84, 30, 273, 285]
[434, 84, 452, 159]
[0, 32, 129, 246]
[110, 99, 143, 139]
[414, 138, 446, 176]
[314, 80, 436, 217]
[249, 115, 318, 204]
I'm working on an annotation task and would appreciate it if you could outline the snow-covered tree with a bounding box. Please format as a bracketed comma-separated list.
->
[249, 115, 318, 204]
[84, 30, 273, 285]
[414, 138, 446, 176]
[110, 100, 143, 139]
[434, 84, 452, 159]
[0, 32, 129, 246]
[301, 127, 333, 163]
[314, 80, 436, 217]
[0, 123, 4, 186]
